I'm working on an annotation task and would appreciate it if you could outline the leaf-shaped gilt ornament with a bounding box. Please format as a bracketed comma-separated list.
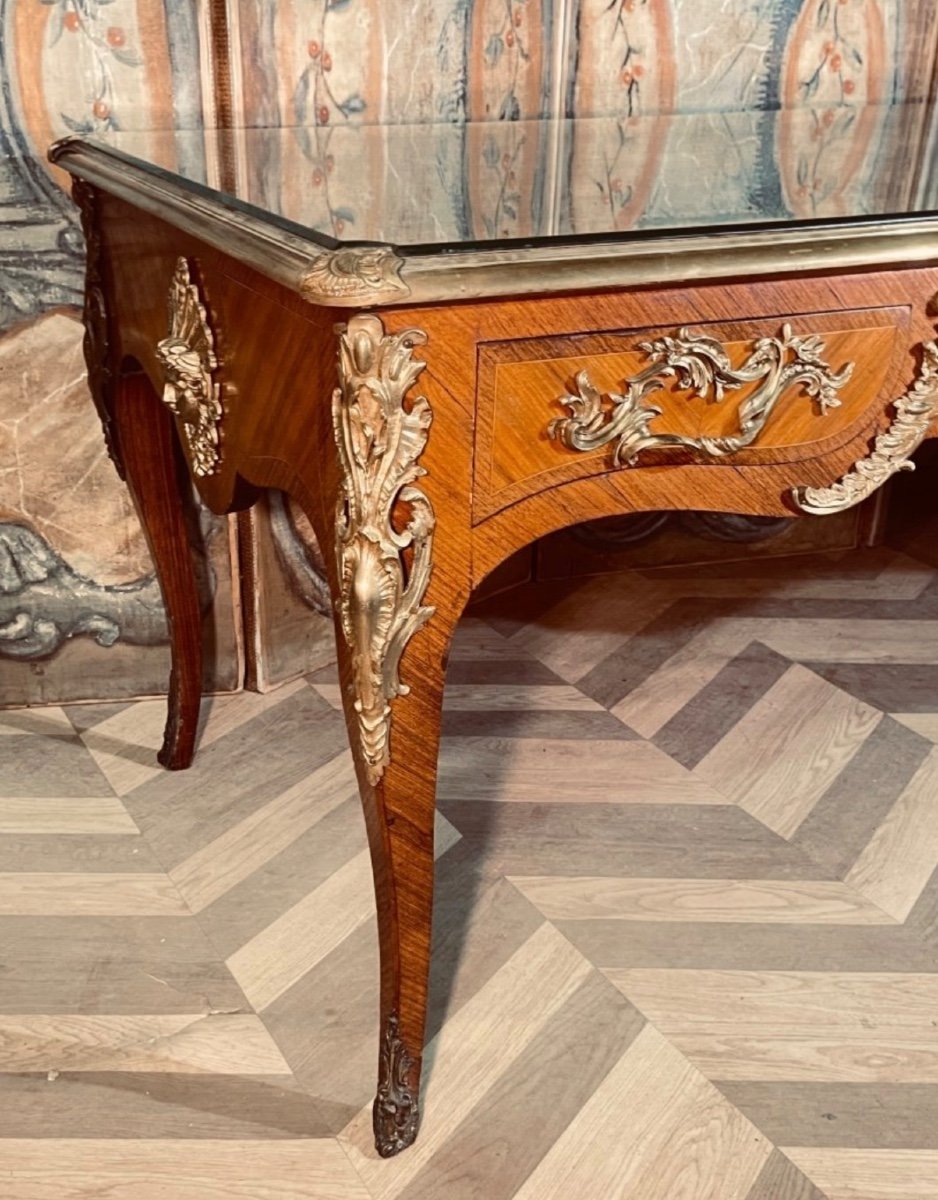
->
[550, 323, 854, 468]
[332, 314, 436, 785]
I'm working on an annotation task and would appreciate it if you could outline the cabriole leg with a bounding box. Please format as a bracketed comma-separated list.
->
[113, 369, 203, 769]
[328, 311, 467, 1155]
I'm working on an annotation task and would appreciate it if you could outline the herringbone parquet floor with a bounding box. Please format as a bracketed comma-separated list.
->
[3, 535, 938, 1198]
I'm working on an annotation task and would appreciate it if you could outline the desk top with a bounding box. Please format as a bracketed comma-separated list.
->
[50, 106, 938, 307]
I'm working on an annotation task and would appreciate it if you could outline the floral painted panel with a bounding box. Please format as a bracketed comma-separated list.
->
[232, 0, 557, 241]
[0, 2, 242, 702]
[2, 0, 206, 331]
[561, 0, 676, 232]
[465, 0, 555, 238]
[562, 0, 938, 232]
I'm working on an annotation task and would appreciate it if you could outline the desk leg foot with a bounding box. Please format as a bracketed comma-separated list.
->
[373, 1010, 420, 1157]
[114, 370, 202, 770]
[157, 665, 198, 770]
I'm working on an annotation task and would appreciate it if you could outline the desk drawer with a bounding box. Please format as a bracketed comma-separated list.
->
[473, 308, 909, 521]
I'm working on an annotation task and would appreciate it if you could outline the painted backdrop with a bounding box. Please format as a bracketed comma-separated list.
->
[1, 0, 937, 705]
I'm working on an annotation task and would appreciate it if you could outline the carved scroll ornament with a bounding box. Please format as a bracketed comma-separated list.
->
[155, 258, 223, 477]
[549, 323, 853, 467]
[333, 313, 436, 785]
[791, 338, 938, 514]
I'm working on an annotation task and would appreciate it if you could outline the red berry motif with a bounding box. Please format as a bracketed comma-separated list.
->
[92, 99, 110, 120]
[64, 11, 80, 31]
[106, 26, 125, 47]
[829, 53, 842, 70]
[308, 40, 320, 58]
[335, 218, 345, 233]
[312, 168, 323, 186]
[843, 79, 856, 94]
[322, 50, 332, 70]
[318, 105, 330, 124]
[505, 30, 514, 47]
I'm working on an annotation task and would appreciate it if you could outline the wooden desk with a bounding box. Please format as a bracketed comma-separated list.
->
[50, 125, 938, 1158]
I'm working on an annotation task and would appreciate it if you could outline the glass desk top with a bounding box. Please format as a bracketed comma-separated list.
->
[73, 104, 938, 248]
[50, 105, 938, 306]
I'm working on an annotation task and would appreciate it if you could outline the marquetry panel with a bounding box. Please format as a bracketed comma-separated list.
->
[474, 308, 909, 520]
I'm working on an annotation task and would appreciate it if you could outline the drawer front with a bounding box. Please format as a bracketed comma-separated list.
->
[473, 308, 910, 521]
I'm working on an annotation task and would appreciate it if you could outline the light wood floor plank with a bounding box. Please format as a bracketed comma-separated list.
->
[606, 969, 938, 1030]
[448, 618, 517, 660]
[608, 969, 938, 1083]
[511, 1024, 771, 1200]
[617, 613, 938, 739]
[694, 665, 882, 837]
[442, 684, 606, 711]
[340, 922, 593, 1200]
[0, 796, 138, 835]
[667, 1030, 938, 1082]
[0, 707, 75, 737]
[611, 622, 750, 738]
[0, 1139, 371, 1199]
[845, 748, 938, 921]
[782, 1148, 938, 1199]
[0, 1013, 291, 1074]
[508, 877, 895, 923]
[507, 575, 669, 683]
[227, 812, 460, 1012]
[227, 848, 374, 1013]
[661, 559, 933, 601]
[79, 700, 185, 797]
[891, 713, 938, 742]
[438, 737, 728, 804]
[170, 752, 356, 912]
[759, 619, 938, 664]
[82, 681, 310, 796]
[0, 873, 188, 916]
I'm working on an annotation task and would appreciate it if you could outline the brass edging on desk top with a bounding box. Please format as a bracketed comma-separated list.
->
[50, 136, 938, 308]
